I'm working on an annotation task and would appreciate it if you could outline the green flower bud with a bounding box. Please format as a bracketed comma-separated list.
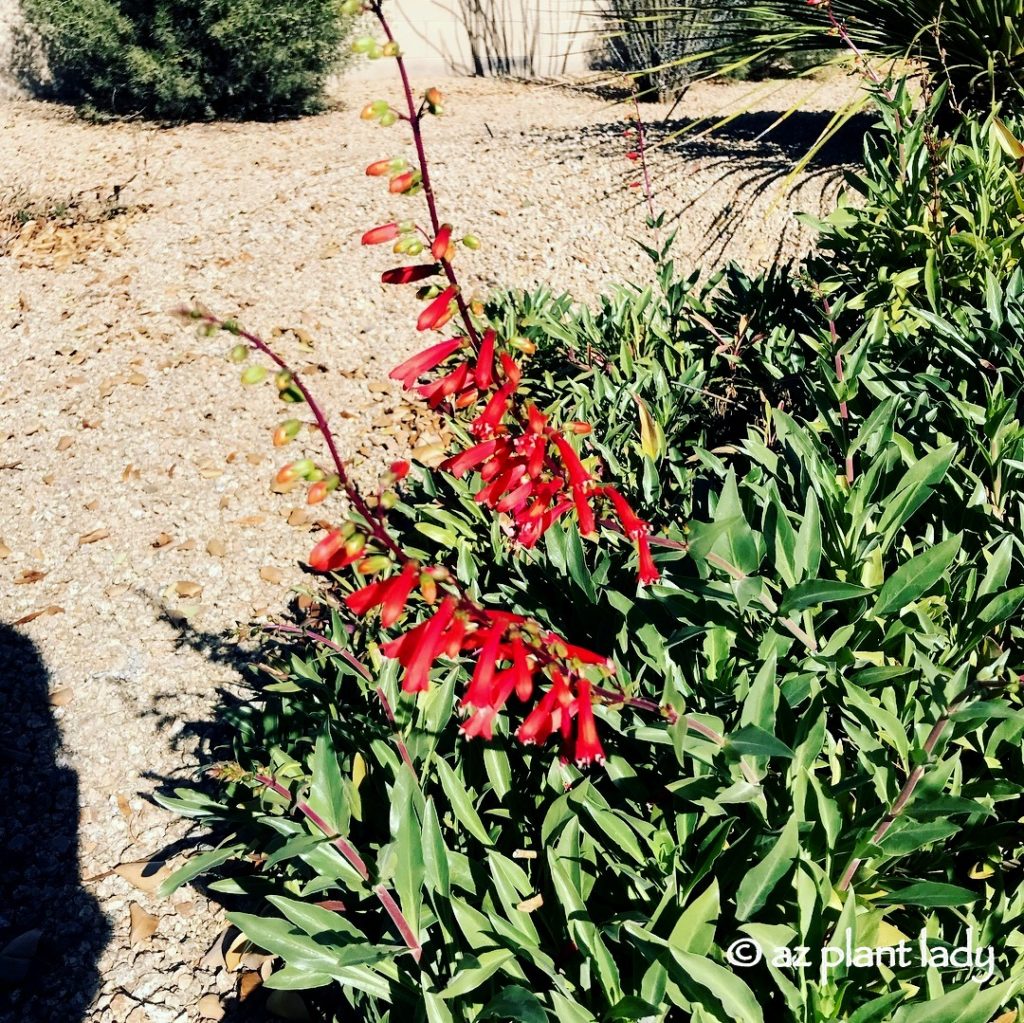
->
[240, 365, 267, 385]
[228, 343, 249, 363]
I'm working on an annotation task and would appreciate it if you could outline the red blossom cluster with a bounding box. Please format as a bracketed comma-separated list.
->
[248, 1, 670, 764]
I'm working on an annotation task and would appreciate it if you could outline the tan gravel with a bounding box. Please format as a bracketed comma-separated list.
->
[0, 71, 860, 1023]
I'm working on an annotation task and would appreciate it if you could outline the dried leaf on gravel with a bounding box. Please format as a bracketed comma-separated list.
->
[259, 566, 283, 584]
[115, 860, 172, 893]
[79, 528, 110, 545]
[224, 932, 252, 973]
[0, 541, 11, 559]
[56, 436, 73, 452]
[14, 569, 46, 585]
[48, 686, 74, 707]
[197, 994, 225, 1021]
[128, 904, 159, 944]
[174, 581, 202, 599]
[239, 971, 263, 1000]
[206, 538, 227, 557]
[152, 533, 173, 548]
[14, 605, 64, 626]
[287, 508, 310, 527]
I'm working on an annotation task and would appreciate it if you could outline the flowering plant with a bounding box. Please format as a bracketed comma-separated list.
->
[161, 5, 1024, 1021]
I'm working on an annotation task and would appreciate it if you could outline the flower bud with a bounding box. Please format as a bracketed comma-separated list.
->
[381, 264, 440, 285]
[293, 458, 316, 479]
[568, 421, 592, 435]
[340, 0, 362, 14]
[367, 43, 383, 59]
[344, 532, 365, 556]
[382, 41, 400, 57]
[358, 555, 391, 574]
[274, 369, 293, 391]
[431, 224, 453, 260]
[509, 336, 536, 355]
[352, 36, 374, 53]
[228, 343, 249, 363]
[307, 468, 325, 484]
[406, 239, 424, 256]
[362, 222, 400, 246]
[307, 480, 329, 505]
[275, 462, 300, 484]
[278, 386, 304, 404]
[379, 110, 398, 128]
[273, 419, 302, 446]
[389, 170, 418, 194]
[241, 365, 267, 385]
[462, 234, 481, 250]
[419, 573, 437, 604]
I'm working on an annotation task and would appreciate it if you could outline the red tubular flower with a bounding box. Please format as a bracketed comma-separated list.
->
[471, 380, 516, 437]
[390, 460, 411, 480]
[572, 487, 597, 537]
[345, 578, 386, 616]
[573, 680, 605, 765]
[381, 264, 440, 285]
[499, 353, 521, 387]
[526, 404, 548, 434]
[625, 151, 640, 161]
[431, 224, 453, 260]
[366, 160, 393, 176]
[602, 486, 648, 538]
[417, 286, 458, 331]
[380, 562, 420, 627]
[462, 623, 505, 708]
[402, 596, 456, 692]
[418, 362, 469, 408]
[461, 705, 497, 740]
[637, 534, 659, 585]
[551, 432, 592, 488]
[510, 637, 533, 701]
[516, 670, 573, 745]
[309, 530, 350, 572]
[362, 222, 400, 245]
[441, 438, 500, 477]
[390, 337, 462, 388]
[474, 329, 496, 390]
[496, 478, 535, 515]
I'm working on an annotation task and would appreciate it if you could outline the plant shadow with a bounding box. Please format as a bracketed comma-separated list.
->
[0, 622, 111, 1023]
[537, 107, 869, 265]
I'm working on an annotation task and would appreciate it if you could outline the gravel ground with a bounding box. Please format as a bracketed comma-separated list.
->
[0, 72, 860, 1023]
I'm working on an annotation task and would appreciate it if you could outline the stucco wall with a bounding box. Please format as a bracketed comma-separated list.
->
[0, 2, 605, 101]
[351, 1, 602, 80]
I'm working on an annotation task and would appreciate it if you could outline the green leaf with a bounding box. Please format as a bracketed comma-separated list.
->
[421, 798, 451, 898]
[263, 967, 334, 991]
[433, 758, 493, 847]
[873, 536, 961, 615]
[475, 985, 547, 1023]
[669, 950, 764, 1023]
[157, 844, 243, 897]
[727, 725, 794, 759]
[440, 949, 515, 999]
[877, 882, 978, 907]
[780, 579, 873, 615]
[306, 731, 348, 836]
[735, 814, 799, 921]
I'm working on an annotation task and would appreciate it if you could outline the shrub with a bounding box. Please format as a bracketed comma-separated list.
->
[159, 4, 1024, 1020]
[19, 0, 357, 120]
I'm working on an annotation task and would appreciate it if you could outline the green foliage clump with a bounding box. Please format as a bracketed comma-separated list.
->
[20, 0, 356, 120]
[160, 84, 1024, 1022]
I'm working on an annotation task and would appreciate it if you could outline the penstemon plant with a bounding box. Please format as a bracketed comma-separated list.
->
[162, 4, 1024, 1021]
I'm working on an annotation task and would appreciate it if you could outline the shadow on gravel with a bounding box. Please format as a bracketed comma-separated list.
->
[0, 622, 110, 1023]
[534, 108, 869, 265]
